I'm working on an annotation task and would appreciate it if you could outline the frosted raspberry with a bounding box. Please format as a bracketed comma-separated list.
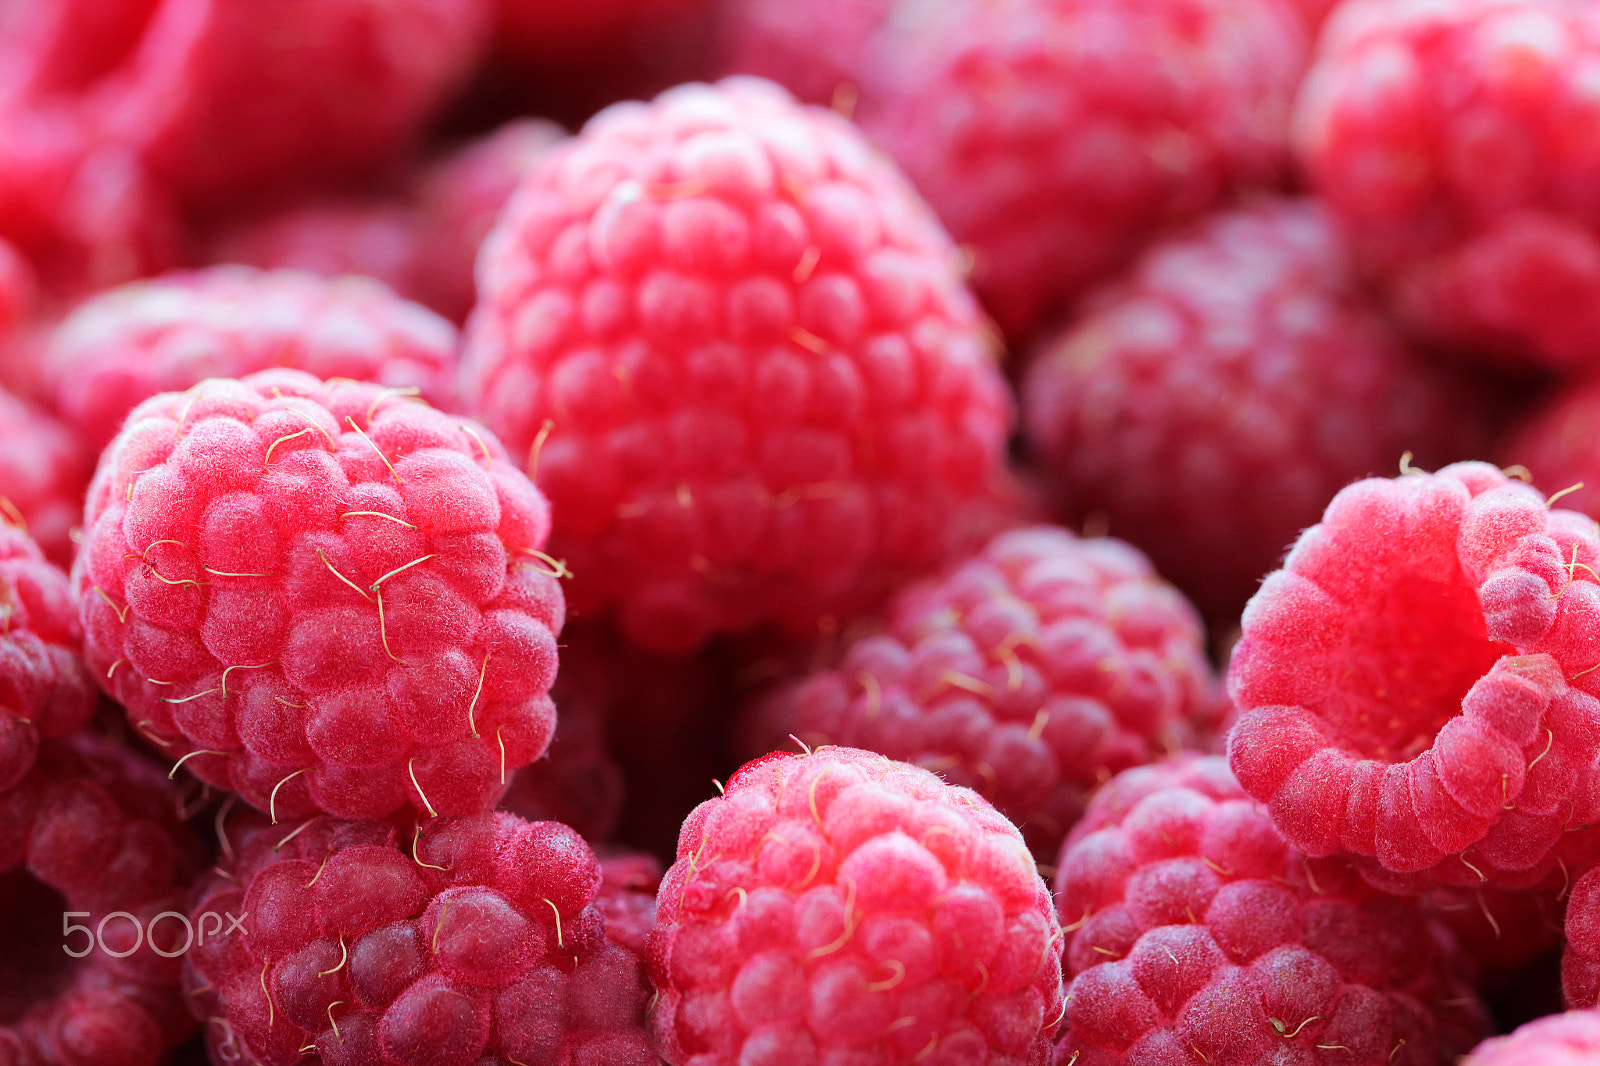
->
[1053, 755, 1489, 1065]
[858, 0, 1309, 339]
[0, 522, 94, 791]
[412, 118, 568, 322]
[1227, 461, 1600, 889]
[746, 525, 1221, 859]
[208, 201, 431, 313]
[463, 77, 1016, 654]
[1, 732, 205, 1066]
[1021, 198, 1493, 624]
[44, 266, 460, 452]
[649, 745, 1065, 1064]
[187, 810, 657, 1066]
[73, 369, 565, 821]
[1296, 0, 1600, 370]
[1460, 1010, 1600, 1066]
[1502, 379, 1600, 523]
[0, 387, 92, 566]
[717, 0, 893, 106]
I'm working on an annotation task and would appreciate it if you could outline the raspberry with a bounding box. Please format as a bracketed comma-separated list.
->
[0, 732, 205, 1066]
[717, 0, 893, 107]
[0, 388, 93, 566]
[187, 810, 657, 1066]
[43, 266, 461, 453]
[1428, 884, 1566, 998]
[411, 118, 568, 323]
[1460, 1010, 1600, 1066]
[462, 77, 1016, 654]
[0, 522, 94, 791]
[1052, 755, 1490, 1065]
[73, 369, 565, 821]
[0, 235, 36, 341]
[1562, 865, 1600, 1008]
[1501, 378, 1600, 523]
[597, 847, 664, 962]
[857, 0, 1309, 340]
[1295, 0, 1600, 370]
[1020, 198, 1493, 624]
[746, 525, 1222, 859]
[1227, 461, 1600, 889]
[649, 745, 1065, 1064]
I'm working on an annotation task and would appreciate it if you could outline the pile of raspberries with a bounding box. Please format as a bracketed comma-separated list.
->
[11, 1, 1600, 1064]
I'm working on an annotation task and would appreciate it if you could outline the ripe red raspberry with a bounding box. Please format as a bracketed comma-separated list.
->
[1562, 865, 1600, 1008]
[1501, 379, 1600, 523]
[857, 0, 1309, 340]
[746, 525, 1222, 859]
[717, 0, 893, 106]
[1, 732, 206, 1066]
[0, 388, 93, 566]
[1021, 198, 1493, 624]
[597, 847, 664, 962]
[1460, 1010, 1600, 1066]
[463, 76, 1016, 654]
[498, 661, 625, 842]
[1053, 755, 1490, 1065]
[0, 522, 94, 791]
[1228, 461, 1600, 890]
[44, 266, 460, 453]
[649, 745, 1065, 1064]
[411, 118, 568, 322]
[186, 810, 657, 1066]
[1296, 0, 1600, 370]
[73, 369, 565, 821]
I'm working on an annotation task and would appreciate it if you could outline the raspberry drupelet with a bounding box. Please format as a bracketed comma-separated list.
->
[1296, 0, 1600, 370]
[0, 732, 206, 1066]
[44, 266, 461, 453]
[0, 522, 94, 792]
[745, 525, 1223, 860]
[462, 76, 1016, 655]
[1021, 198, 1492, 625]
[648, 745, 1065, 1065]
[1053, 755, 1490, 1065]
[857, 0, 1310, 340]
[185, 810, 657, 1066]
[1227, 461, 1600, 891]
[73, 369, 565, 821]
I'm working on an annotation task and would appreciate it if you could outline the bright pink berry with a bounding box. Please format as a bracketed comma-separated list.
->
[1021, 198, 1493, 624]
[462, 76, 1016, 654]
[44, 266, 460, 452]
[1, 732, 205, 1066]
[0, 388, 93, 566]
[649, 745, 1065, 1064]
[1460, 1010, 1600, 1066]
[1228, 461, 1600, 889]
[858, 0, 1309, 339]
[0, 522, 94, 791]
[73, 369, 565, 821]
[1053, 755, 1490, 1065]
[746, 525, 1222, 859]
[1296, 0, 1600, 370]
[187, 810, 657, 1066]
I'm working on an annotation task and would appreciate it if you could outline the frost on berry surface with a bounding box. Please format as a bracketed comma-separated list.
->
[463, 76, 1016, 655]
[0, 522, 94, 792]
[1295, 0, 1600, 370]
[72, 369, 565, 821]
[1227, 461, 1600, 890]
[1052, 755, 1490, 1066]
[1021, 198, 1493, 625]
[0, 387, 93, 566]
[1459, 1009, 1600, 1066]
[0, 732, 205, 1066]
[648, 745, 1065, 1065]
[186, 811, 656, 1066]
[44, 266, 461, 452]
[857, 0, 1309, 340]
[747, 525, 1223, 860]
